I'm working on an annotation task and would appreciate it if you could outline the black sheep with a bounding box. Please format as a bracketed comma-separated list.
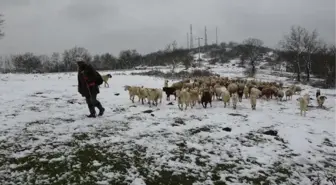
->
[201, 91, 212, 108]
[162, 87, 177, 100]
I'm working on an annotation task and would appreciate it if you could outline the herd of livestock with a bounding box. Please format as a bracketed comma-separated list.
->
[123, 76, 328, 117]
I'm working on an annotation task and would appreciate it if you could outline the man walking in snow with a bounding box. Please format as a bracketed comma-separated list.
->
[76, 57, 105, 118]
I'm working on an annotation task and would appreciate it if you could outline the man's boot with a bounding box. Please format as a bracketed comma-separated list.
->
[87, 105, 96, 118]
[97, 102, 105, 116]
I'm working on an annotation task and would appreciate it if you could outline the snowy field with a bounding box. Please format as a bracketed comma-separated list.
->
[0, 70, 335, 185]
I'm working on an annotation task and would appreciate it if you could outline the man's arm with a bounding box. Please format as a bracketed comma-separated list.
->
[77, 73, 83, 94]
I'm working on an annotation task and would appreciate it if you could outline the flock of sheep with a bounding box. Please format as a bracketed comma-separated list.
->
[123, 75, 328, 116]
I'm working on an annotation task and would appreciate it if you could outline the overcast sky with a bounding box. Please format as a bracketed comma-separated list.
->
[0, 0, 334, 56]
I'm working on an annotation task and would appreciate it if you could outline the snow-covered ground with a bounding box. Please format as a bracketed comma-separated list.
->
[0, 68, 335, 185]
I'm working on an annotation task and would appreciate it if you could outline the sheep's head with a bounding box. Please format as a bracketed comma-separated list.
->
[124, 85, 130, 91]
[319, 96, 327, 100]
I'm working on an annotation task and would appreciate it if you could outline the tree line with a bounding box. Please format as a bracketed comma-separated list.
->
[0, 14, 334, 87]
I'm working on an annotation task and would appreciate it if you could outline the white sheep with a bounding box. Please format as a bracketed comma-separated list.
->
[249, 87, 260, 110]
[183, 83, 194, 89]
[214, 86, 226, 100]
[221, 89, 231, 108]
[285, 89, 294, 100]
[228, 83, 238, 96]
[147, 88, 163, 107]
[189, 89, 199, 108]
[231, 92, 238, 110]
[243, 86, 249, 98]
[124, 85, 140, 103]
[250, 94, 257, 110]
[276, 90, 284, 102]
[290, 85, 302, 94]
[250, 87, 262, 98]
[303, 93, 311, 104]
[138, 87, 149, 104]
[177, 89, 191, 110]
[297, 97, 308, 116]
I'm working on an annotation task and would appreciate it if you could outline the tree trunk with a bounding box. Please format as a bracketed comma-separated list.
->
[252, 64, 256, 76]
[304, 55, 311, 82]
[296, 61, 301, 82]
[306, 65, 310, 82]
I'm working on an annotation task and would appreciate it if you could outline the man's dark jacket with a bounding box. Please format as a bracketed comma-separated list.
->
[77, 63, 101, 97]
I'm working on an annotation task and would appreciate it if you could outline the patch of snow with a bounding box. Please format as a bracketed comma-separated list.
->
[0, 68, 335, 184]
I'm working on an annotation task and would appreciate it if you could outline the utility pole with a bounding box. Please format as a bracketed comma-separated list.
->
[204, 26, 208, 46]
[216, 27, 218, 45]
[195, 37, 203, 67]
[190, 24, 193, 49]
[187, 32, 189, 49]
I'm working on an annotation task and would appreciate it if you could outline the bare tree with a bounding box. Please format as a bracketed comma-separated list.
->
[279, 26, 307, 82]
[0, 14, 4, 39]
[302, 29, 321, 81]
[164, 40, 178, 73]
[325, 46, 335, 87]
[182, 54, 193, 70]
[280, 26, 322, 82]
[62, 46, 91, 71]
[240, 38, 264, 77]
[51, 52, 61, 72]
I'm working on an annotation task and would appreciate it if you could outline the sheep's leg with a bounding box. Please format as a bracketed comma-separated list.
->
[210, 101, 212, 107]
[106, 82, 109, 88]
[141, 98, 144, 105]
[224, 102, 226, 108]
[179, 103, 183, 111]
